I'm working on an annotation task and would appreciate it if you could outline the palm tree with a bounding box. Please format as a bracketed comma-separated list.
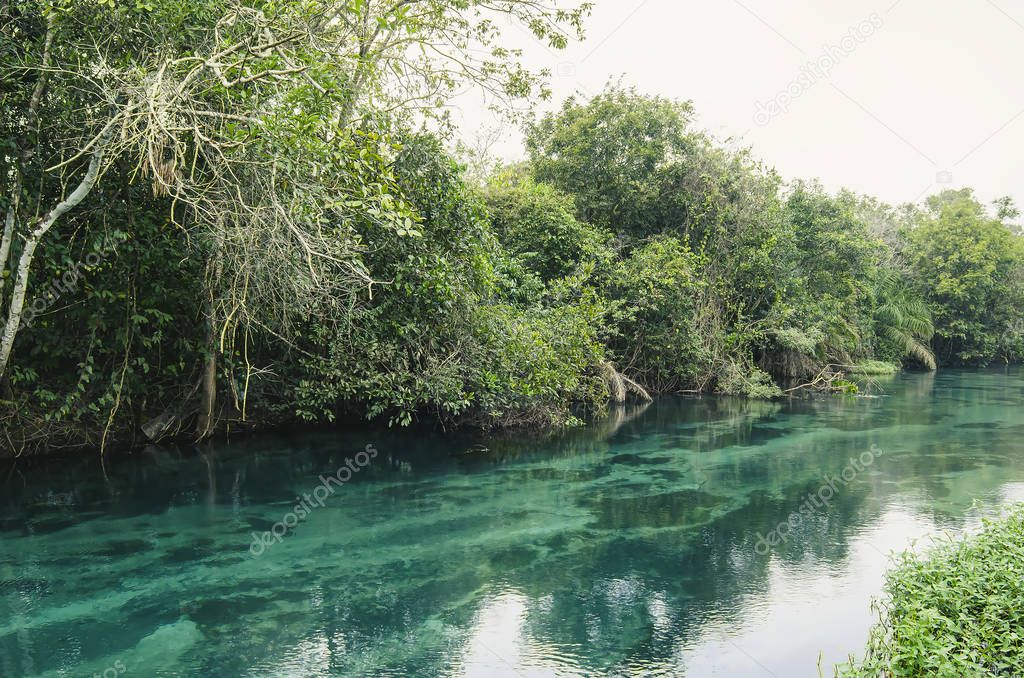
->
[874, 268, 937, 369]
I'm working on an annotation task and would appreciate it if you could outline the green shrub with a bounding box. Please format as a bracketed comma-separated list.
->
[469, 295, 609, 428]
[482, 174, 612, 283]
[603, 236, 714, 392]
[839, 506, 1024, 677]
[716, 361, 782, 399]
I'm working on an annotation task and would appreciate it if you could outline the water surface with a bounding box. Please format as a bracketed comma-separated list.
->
[2, 369, 1024, 676]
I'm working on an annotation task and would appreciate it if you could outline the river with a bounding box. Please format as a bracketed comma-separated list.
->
[2, 368, 1023, 676]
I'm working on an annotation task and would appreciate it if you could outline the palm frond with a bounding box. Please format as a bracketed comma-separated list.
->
[874, 270, 936, 368]
[906, 336, 937, 370]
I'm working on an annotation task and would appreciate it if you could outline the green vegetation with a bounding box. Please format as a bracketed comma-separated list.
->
[907, 190, 1024, 365]
[839, 506, 1024, 677]
[2, 3, 1023, 456]
[847, 361, 900, 376]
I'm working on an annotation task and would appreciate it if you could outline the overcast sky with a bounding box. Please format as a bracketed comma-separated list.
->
[452, 0, 1024, 211]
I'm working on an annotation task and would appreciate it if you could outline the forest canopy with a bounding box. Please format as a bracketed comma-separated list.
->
[2, 1, 1022, 456]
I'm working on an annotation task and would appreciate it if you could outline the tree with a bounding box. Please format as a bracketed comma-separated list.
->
[1, 0, 590, 440]
[293, 135, 607, 429]
[2, 1, 405, 393]
[906, 190, 1024, 365]
[333, 0, 591, 124]
[525, 85, 695, 236]
[603, 236, 711, 392]
[777, 183, 884, 366]
[873, 267, 936, 369]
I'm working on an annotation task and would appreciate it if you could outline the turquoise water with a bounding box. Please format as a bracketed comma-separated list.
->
[2, 369, 1024, 677]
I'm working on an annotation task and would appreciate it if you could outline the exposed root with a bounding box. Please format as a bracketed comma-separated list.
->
[600, 361, 653, 403]
[620, 372, 653, 402]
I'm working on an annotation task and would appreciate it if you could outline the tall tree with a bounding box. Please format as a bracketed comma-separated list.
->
[525, 85, 695, 237]
[907, 190, 1024, 364]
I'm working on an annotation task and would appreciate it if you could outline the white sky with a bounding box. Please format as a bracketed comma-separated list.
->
[452, 0, 1024, 210]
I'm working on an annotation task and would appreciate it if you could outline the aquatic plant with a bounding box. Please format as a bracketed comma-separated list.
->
[839, 505, 1024, 677]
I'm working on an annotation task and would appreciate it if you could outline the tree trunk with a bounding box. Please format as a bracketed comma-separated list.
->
[0, 202, 18, 299]
[195, 275, 218, 440]
[1, 14, 56, 297]
[195, 348, 217, 440]
[0, 129, 113, 380]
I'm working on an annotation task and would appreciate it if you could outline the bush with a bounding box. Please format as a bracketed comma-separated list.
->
[716, 360, 782, 399]
[469, 295, 609, 428]
[603, 236, 714, 392]
[839, 506, 1024, 677]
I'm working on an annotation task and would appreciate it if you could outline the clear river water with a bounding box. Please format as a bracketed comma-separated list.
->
[2, 368, 1023, 677]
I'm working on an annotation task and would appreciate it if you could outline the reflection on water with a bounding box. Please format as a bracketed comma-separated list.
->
[1, 368, 1023, 677]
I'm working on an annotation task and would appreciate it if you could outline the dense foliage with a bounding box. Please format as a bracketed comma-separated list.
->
[907, 190, 1024, 365]
[839, 506, 1024, 677]
[291, 136, 607, 429]
[1, 3, 1022, 456]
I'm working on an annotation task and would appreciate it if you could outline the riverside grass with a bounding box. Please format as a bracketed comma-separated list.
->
[847, 361, 900, 376]
[838, 505, 1024, 677]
